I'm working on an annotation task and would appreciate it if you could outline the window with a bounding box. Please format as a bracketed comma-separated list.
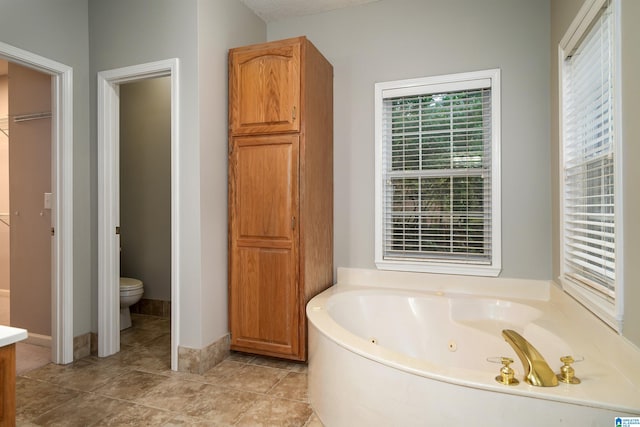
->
[559, 0, 622, 331]
[374, 69, 501, 276]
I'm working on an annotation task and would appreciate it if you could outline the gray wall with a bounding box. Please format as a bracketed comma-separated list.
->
[196, 0, 266, 343]
[550, 0, 640, 348]
[621, 0, 640, 348]
[119, 77, 171, 301]
[89, 0, 265, 347]
[88, 0, 200, 343]
[0, 0, 92, 337]
[268, 0, 552, 279]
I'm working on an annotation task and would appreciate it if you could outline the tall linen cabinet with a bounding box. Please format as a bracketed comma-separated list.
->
[228, 37, 333, 361]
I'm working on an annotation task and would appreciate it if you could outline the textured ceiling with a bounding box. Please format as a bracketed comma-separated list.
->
[240, 0, 379, 22]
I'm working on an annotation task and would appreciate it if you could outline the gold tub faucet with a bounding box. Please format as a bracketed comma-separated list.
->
[501, 329, 559, 387]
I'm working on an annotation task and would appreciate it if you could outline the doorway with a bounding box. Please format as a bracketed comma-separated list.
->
[119, 76, 171, 344]
[0, 42, 73, 365]
[1, 61, 52, 352]
[98, 59, 179, 370]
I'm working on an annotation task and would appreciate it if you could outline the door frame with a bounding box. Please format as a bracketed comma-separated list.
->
[0, 41, 74, 364]
[97, 59, 179, 369]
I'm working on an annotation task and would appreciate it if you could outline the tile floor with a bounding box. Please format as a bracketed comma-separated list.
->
[16, 342, 51, 376]
[1, 293, 53, 375]
[16, 313, 323, 426]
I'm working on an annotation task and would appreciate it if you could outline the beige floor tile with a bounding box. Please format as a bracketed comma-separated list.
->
[145, 332, 172, 354]
[136, 377, 258, 425]
[31, 393, 128, 426]
[16, 342, 51, 375]
[131, 313, 171, 332]
[250, 355, 308, 373]
[223, 364, 288, 394]
[304, 413, 325, 427]
[162, 414, 219, 426]
[161, 368, 208, 383]
[271, 372, 308, 402]
[93, 370, 170, 400]
[134, 377, 213, 412]
[120, 326, 167, 347]
[21, 358, 130, 392]
[201, 359, 246, 383]
[236, 396, 313, 427]
[15, 377, 80, 422]
[14, 420, 39, 427]
[227, 350, 256, 363]
[96, 402, 176, 426]
[182, 385, 259, 425]
[103, 344, 171, 374]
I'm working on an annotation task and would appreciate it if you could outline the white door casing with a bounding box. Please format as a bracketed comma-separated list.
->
[97, 59, 179, 370]
[0, 41, 74, 364]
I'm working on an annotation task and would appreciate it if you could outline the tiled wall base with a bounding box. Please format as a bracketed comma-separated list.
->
[90, 332, 99, 356]
[131, 298, 171, 318]
[73, 333, 92, 360]
[178, 334, 230, 374]
[78, 322, 228, 373]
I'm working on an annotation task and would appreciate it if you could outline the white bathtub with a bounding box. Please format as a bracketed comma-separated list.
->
[306, 268, 640, 426]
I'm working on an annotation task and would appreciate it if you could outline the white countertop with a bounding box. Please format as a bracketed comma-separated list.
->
[0, 325, 28, 347]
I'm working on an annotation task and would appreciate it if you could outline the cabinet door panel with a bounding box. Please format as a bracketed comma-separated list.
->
[231, 247, 297, 353]
[230, 41, 300, 134]
[229, 134, 300, 357]
[236, 140, 295, 240]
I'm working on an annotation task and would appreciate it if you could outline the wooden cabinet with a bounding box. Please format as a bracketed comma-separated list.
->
[228, 37, 333, 361]
[0, 344, 17, 426]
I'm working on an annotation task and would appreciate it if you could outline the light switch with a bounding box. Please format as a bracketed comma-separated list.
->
[44, 192, 52, 209]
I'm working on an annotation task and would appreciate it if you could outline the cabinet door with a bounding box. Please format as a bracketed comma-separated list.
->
[229, 134, 300, 358]
[229, 40, 300, 135]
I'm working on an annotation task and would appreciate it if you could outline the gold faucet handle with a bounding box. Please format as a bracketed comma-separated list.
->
[494, 357, 519, 386]
[557, 355, 581, 384]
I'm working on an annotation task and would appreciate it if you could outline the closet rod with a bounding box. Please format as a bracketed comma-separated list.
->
[13, 112, 52, 123]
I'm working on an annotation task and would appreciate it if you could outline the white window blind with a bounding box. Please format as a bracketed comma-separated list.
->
[375, 70, 501, 276]
[562, 1, 616, 300]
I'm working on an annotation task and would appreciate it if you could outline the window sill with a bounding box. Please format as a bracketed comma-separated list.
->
[375, 259, 501, 278]
[560, 277, 622, 333]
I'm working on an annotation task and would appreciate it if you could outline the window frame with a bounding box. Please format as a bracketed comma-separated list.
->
[558, 0, 623, 331]
[374, 69, 502, 277]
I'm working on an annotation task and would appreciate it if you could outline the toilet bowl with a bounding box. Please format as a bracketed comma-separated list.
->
[120, 277, 144, 330]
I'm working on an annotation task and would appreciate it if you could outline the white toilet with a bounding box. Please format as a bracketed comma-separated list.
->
[120, 277, 144, 330]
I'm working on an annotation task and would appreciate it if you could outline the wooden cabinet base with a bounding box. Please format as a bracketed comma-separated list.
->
[230, 344, 305, 362]
[0, 343, 17, 427]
